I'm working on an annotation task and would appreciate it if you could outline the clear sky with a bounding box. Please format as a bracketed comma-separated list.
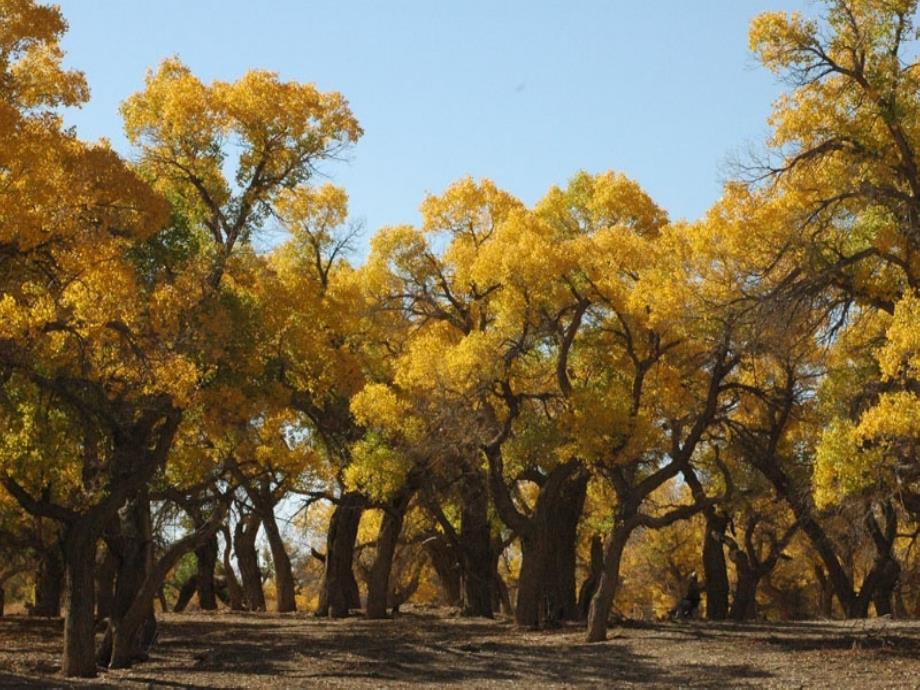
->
[56, 0, 809, 254]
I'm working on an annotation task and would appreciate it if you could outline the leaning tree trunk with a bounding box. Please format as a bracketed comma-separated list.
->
[578, 535, 605, 620]
[234, 512, 265, 611]
[702, 511, 729, 620]
[426, 535, 462, 606]
[366, 488, 412, 619]
[458, 469, 493, 618]
[61, 521, 99, 678]
[585, 520, 632, 642]
[261, 507, 296, 613]
[194, 534, 218, 611]
[31, 541, 64, 617]
[318, 492, 364, 618]
[98, 494, 156, 668]
[220, 525, 244, 611]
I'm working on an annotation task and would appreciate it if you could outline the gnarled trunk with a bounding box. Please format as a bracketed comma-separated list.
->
[234, 512, 265, 611]
[703, 512, 729, 620]
[458, 470, 492, 618]
[194, 534, 218, 611]
[261, 508, 296, 613]
[220, 526, 244, 611]
[730, 556, 759, 621]
[578, 535, 604, 620]
[61, 521, 98, 678]
[425, 535, 461, 605]
[317, 492, 364, 618]
[366, 488, 412, 619]
[31, 541, 64, 617]
[95, 544, 117, 622]
[585, 520, 632, 642]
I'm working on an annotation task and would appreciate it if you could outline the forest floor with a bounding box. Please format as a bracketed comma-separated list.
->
[1, 608, 920, 688]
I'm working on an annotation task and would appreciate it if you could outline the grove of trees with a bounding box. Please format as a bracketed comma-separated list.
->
[3, 0, 920, 678]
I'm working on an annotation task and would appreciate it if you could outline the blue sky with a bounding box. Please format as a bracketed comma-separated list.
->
[57, 1, 808, 254]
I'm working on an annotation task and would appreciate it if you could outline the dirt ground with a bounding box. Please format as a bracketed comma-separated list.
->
[1, 609, 919, 688]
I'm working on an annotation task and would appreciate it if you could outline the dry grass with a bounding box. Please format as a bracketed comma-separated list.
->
[2, 609, 920, 688]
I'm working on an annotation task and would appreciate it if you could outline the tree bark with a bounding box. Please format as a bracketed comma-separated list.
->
[317, 492, 364, 618]
[425, 535, 461, 605]
[261, 508, 296, 613]
[234, 512, 265, 611]
[220, 525, 244, 611]
[61, 521, 98, 678]
[702, 512, 729, 620]
[730, 557, 759, 621]
[31, 541, 64, 617]
[95, 544, 117, 622]
[366, 488, 412, 619]
[578, 535, 604, 620]
[194, 534, 218, 611]
[585, 521, 631, 642]
[458, 469, 493, 618]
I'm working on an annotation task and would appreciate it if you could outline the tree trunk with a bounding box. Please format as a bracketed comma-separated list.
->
[703, 512, 729, 620]
[730, 557, 758, 621]
[317, 492, 364, 618]
[98, 494, 156, 668]
[458, 470, 493, 618]
[578, 535, 604, 620]
[0, 586, 4, 617]
[261, 508, 296, 613]
[172, 576, 197, 612]
[95, 545, 117, 622]
[425, 535, 461, 605]
[61, 521, 98, 678]
[585, 522, 632, 642]
[549, 469, 588, 621]
[194, 534, 218, 611]
[31, 541, 64, 617]
[234, 513, 265, 611]
[366, 488, 412, 619]
[220, 526, 244, 611]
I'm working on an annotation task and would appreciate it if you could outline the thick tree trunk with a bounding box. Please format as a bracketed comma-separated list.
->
[703, 512, 729, 620]
[458, 470, 493, 618]
[585, 522, 631, 642]
[220, 526, 244, 611]
[366, 489, 412, 619]
[172, 576, 197, 612]
[578, 535, 604, 620]
[234, 513, 265, 611]
[31, 541, 64, 617]
[95, 545, 117, 622]
[318, 492, 364, 618]
[261, 509, 296, 613]
[549, 470, 588, 621]
[61, 522, 98, 678]
[0, 586, 4, 617]
[194, 534, 218, 611]
[730, 558, 759, 621]
[98, 494, 156, 668]
[426, 535, 462, 605]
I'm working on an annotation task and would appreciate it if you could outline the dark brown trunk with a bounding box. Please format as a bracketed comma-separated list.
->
[194, 534, 218, 610]
[234, 512, 265, 611]
[0, 586, 4, 617]
[220, 526, 244, 611]
[366, 488, 412, 619]
[814, 566, 834, 617]
[31, 541, 64, 617]
[730, 556, 758, 621]
[261, 509, 296, 613]
[549, 470, 587, 621]
[61, 522, 98, 678]
[458, 469, 493, 618]
[577, 535, 604, 620]
[98, 494, 156, 668]
[317, 492, 364, 618]
[703, 512, 729, 620]
[95, 544, 117, 622]
[585, 521, 632, 642]
[425, 535, 461, 605]
[172, 576, 197, 612]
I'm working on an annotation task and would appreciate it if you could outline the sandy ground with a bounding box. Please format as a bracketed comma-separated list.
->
[1, 609, 920, 688]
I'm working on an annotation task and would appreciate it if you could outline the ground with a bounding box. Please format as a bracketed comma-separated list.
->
[1, 609, 919, 688]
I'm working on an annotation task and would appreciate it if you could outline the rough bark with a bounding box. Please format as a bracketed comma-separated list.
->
[366, 487, 413, 619]
[0, 586, 4, 617]
[61, 522, 98, 678]
[261, 507, 296, 613]
[458, 469, 493, 618]
[220, 525, 244, 611]
[95, 544, 117, 622]
[702, 512, 729, 620]
[585, 522, 632, 642]
[234, 512, 265, 612]
[317, 492, 364, 618]
[31, 541, 64, 617]
[425, 535, 461, 605]
[194, 534, 218, 611]
[730, 558, 759, 621]
[577, 535, 604, 620]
